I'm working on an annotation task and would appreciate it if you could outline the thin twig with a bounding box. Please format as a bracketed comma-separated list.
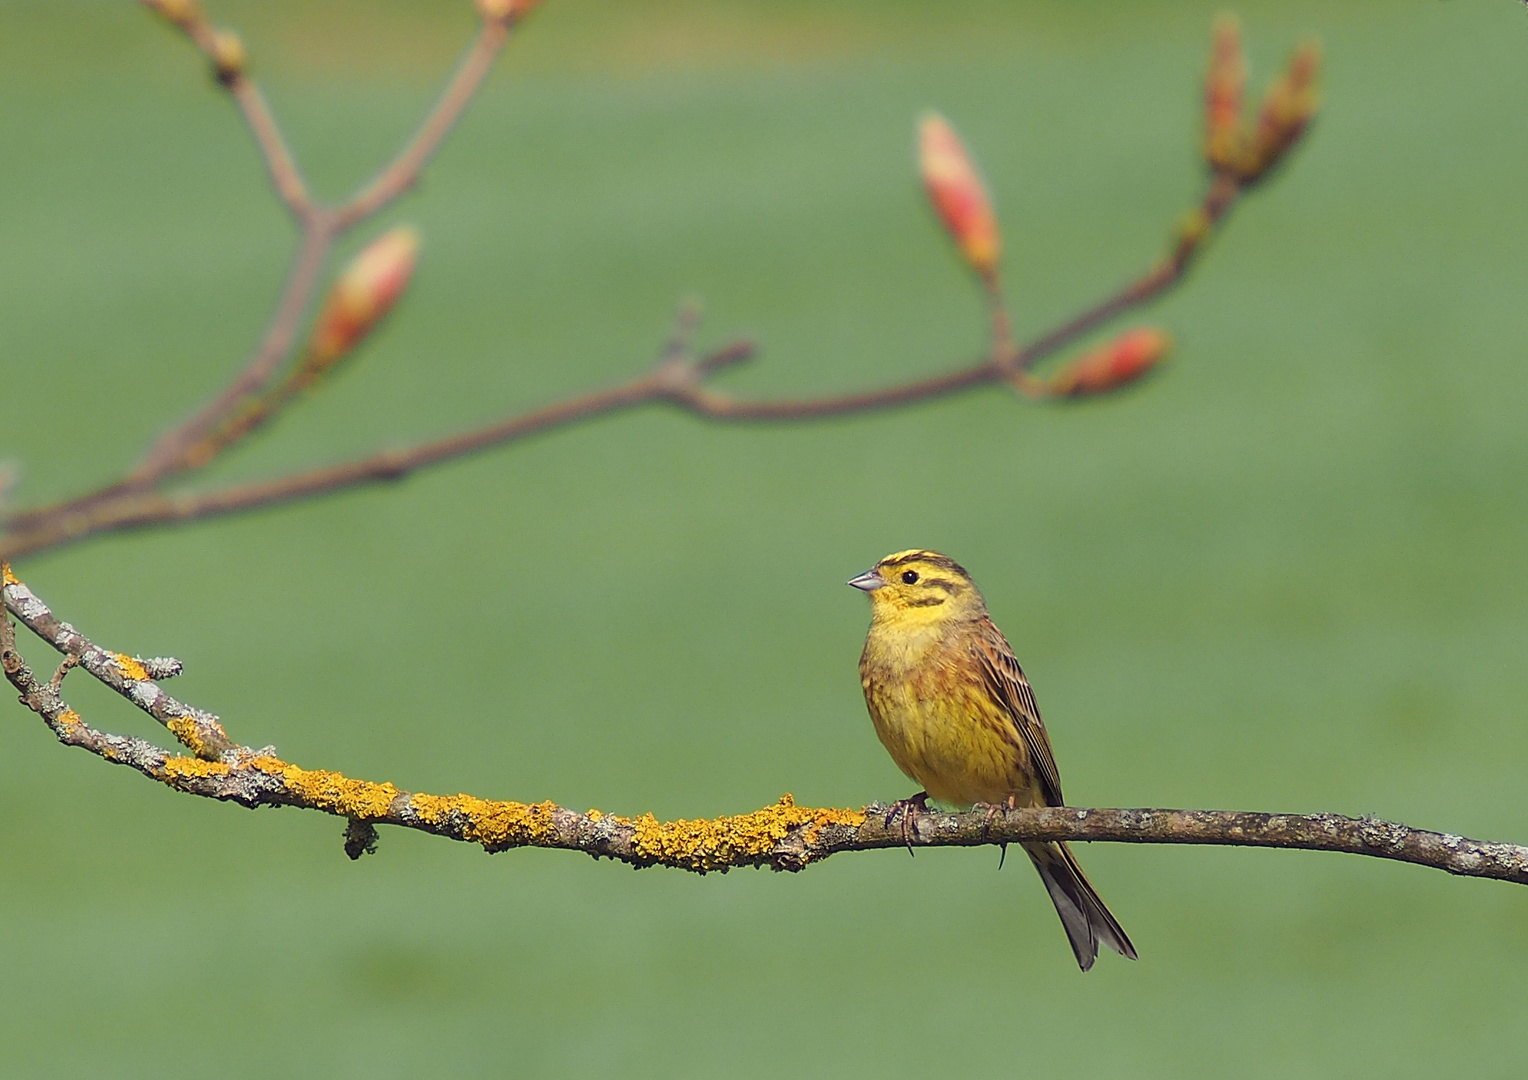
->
[126, 221, 338, 488]
[104, 11, 512, 494]
[334, 20, 513, 230]
[3, 569, 1524, 885]
[224, 79, 315, 222]
[48, 653, 79, 693]
[0, 14, 1270, 564]
[0, 166, 1232, 563]
[176, 14, 315, 222]
[1, 569, 232, 759]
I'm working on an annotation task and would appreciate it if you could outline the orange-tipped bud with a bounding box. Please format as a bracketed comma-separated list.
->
[1049, 328, 1172, 397]
[139, 0, 198, 26]
[1204, 14, 1247, 173]
[306, 227, 420, 370]
[475, 0, 544, 23]
[1241, 39, 1320, 182]
[918, 111, 1001, 281]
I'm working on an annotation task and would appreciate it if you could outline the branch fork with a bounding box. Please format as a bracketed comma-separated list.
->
[3, 10, 1314, 563]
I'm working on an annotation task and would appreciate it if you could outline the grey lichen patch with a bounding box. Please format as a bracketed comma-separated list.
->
[138, 656, 184, 679]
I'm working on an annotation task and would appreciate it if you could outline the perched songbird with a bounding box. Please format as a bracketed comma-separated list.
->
[849, 549, 1136, 970]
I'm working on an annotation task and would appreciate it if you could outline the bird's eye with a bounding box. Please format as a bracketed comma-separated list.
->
[901, 570, 919, 584]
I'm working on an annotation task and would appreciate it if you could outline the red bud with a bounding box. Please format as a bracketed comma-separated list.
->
[1241, 40, 1320, 181]
[476, 0, 544, 23]
[138, 0, 198, 26]
[918, 112, 1001, 281]
[306, 227, 419, 370]
[1049, 328, 1172, 397]
[1204, 15, 1247, 173]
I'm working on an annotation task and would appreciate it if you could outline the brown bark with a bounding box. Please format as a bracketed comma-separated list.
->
[4, 569, 1523, 885]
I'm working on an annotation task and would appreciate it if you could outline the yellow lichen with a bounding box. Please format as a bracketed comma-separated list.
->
[55, 709, 83, 729]
[165, 715, 215, 759]
[154, 743, 866, 873]
[249, 755, 402, 820]
[626, 795, 867, 872]
[1, 563, 17, 586]
[114, 653, 149, 682]
[409, 793, 560, 849]
[162, 755, 232, 781]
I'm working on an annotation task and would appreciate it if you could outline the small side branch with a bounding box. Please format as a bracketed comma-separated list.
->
[126, 222, 337, 488]
[334, 20, 513, 229]
[103, 4, 517, 496]
[162, 7, 315, 222]
[0, 10, 1297, 564]
[2, 569, 232, 758]
[3, 569, 1524, 885]
[0, 169, 1235, 562]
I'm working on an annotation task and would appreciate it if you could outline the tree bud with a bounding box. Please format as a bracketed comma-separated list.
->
[138, 0, 198, 27]
[305, 227, 420, 371]
[1204, 15, 1247, 173]
[1049, 328, 1172, 397]
[211, 29, 247, 83]
[475, 0, 544, 23]
[918, 111, 1001, 282]
[1241, 40, 1320, 182]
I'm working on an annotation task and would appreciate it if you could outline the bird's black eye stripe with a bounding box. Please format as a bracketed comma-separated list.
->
[901, 570, 919, 584]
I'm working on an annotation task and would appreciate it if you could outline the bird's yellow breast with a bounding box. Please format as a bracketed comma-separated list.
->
[859, 619, 1035, 808]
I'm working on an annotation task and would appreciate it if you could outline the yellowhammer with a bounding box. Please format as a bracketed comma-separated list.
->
[850, 549, 1136, 970]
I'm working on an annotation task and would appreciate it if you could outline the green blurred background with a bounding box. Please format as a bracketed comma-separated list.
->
[3, 0, 1527, 1075]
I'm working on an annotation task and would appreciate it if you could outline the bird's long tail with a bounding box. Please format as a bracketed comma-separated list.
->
[1024, 841, 1137, 971]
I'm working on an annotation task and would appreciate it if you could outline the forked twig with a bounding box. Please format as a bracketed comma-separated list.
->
[0, 7, 1312, 565]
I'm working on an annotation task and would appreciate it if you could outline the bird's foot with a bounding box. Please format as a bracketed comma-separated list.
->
[884, 791, 930, 856]
[975, 793, 1020, 834]
[974, 795, 1019, 867]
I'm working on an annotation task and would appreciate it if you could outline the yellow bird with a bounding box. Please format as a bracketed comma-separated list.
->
[849, 549, 1136, 970]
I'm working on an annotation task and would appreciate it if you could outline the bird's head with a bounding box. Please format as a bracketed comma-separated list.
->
[848, 549, 986, 625]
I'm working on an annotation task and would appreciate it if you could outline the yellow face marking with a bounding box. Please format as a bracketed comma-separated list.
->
[856, 550, 985, 626]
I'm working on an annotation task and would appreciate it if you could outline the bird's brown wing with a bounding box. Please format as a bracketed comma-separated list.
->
[970, 616, 1064, 807]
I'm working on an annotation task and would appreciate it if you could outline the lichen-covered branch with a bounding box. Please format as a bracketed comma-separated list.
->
[3, 569, 1524, 884]
[0, 568, 231, 759]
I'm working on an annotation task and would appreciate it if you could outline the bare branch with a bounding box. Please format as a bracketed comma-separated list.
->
[3, 569, 1524, 886]
[1, 588, 184, 779]
[0, 167, 1232, 563]
[223, 78, 315, 222]
[125, 221, 337, 488]
[334, 19, 513, 230]
[0, 14, 1296, 568]
[170, 10, 315, 222]
[99, 8, 514, 495]
[0, 366, 670, 561]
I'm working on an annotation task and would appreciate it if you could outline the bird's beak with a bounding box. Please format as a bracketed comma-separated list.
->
[847, 569, 884, 592]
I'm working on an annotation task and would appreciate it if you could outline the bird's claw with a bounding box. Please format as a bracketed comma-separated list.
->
[975, 795, 1019, 867]
[974, 793, 1020, 833]
[884, 792, 930, 856]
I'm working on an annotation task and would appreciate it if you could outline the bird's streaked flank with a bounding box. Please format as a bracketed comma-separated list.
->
[850, 549, 1136, 970]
